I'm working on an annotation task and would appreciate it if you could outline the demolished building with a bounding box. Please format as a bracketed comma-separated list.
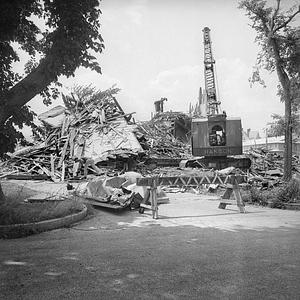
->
[2, 87, 193, 180]
[1, 87, 299, 186]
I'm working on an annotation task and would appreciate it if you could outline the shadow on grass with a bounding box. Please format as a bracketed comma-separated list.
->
[158, 210, 264, 220]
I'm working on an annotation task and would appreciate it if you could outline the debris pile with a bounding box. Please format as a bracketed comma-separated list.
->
[74, 171, 168, 209]
[246, 148, 300, 175]
[1, 84, 299, 188]
[3, 87, 144, 181]
[243, 148, 300, 190]
[135, 112, 192, 160]
[151, 111, 190, 123]
[1, 88, 195, 181]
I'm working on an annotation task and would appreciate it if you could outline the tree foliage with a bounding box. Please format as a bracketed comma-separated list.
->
[267, 113, 285, 137]
[239, 0, 300, 180]
[0, 0, 104, 155]
[267, 110, 300, 138]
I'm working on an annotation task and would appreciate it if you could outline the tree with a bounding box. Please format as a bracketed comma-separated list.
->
[0, 0, 104, 203]
[0, 0, 104, 155]
[267, 114, 286, 137]
[267, 111, 300, 138]
[239, 0, 300, 181]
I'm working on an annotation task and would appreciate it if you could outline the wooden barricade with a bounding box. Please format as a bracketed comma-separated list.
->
[136, 173, 246, 219]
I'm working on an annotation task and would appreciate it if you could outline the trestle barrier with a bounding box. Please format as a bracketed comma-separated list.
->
[136, 173, 247, 219]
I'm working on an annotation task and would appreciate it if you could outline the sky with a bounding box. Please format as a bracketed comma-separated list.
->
[25, 0, 300, 136]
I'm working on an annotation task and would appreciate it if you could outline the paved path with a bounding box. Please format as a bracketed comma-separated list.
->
[1, 193, 299, 299]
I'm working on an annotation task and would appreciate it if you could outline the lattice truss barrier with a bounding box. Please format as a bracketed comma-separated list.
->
[136, 174, 246, 219]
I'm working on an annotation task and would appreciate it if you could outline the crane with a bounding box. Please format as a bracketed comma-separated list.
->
[189, 27, 251, 170]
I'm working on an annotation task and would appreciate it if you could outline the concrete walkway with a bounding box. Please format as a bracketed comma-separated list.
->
[77, 192, 300, 232]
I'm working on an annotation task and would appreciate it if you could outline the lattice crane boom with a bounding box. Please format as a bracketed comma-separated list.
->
[203, 27, 221, 116]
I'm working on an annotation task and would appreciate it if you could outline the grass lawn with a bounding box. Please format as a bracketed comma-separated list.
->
[0, 181, 84, 225]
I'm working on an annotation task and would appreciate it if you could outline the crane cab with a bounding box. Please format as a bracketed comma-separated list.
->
[191, 114, 243, 157]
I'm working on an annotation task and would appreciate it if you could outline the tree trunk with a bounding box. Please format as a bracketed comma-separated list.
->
[268, 38, 293, 181]
[0, 56, 56, 126]
[0, 183, 5, 204]
[283, 97, 293, 181]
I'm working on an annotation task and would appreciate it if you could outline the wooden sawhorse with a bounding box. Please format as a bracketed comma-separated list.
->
[136, 173, 246, 219]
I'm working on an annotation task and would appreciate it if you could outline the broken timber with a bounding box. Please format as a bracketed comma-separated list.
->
[136, 174, 246, 219]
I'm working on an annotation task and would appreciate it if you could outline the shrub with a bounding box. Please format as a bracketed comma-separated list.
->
[249, 178, 300, 208]
[249, 187, 268, 206]
[276, 179, 300, 203]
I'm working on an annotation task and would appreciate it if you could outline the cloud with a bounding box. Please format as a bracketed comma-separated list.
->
[150, 65, 200, 89]
[60, 68, 122, 91]
[125, 0, 148, 25]
[114, 65, 203, 121]
[216, 57, 283, 131]
[121, 59, 283, 129]
[147, 65, 202, 113]
[126, 8, 143, 25]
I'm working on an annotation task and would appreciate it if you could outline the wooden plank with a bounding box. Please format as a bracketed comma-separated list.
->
[83, 200, 124, 209]
[50, 154, 55, 178]
[75, 194, 124, 210]
[6, 174, 49, 180]
[58, 135, 70, 168]
[61, 161, 65, 182]
[73, 136, 85, 177]
[61, 116, 67, 136]
[33, 161, 51, 177]
[112, 96, 125, 115]
[0, 170, 18, 179]
[69, 128, 77, 158]
[152, 184, 158, 219]
[137, 177, 155, 186]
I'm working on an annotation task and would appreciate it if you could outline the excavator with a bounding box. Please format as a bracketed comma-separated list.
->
[189, 27, 251, 170]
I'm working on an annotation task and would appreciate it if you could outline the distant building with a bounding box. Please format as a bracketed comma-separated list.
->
[243, 128, 261, 141]
[243, 135, 300, 155]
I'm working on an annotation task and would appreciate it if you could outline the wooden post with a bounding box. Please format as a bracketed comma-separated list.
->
[150, 177, 158, 219]
[232, 178, 245, 213]
[219, 177, 246, 213]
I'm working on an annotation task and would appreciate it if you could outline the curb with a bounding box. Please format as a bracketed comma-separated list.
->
[0, 205, 87, 239]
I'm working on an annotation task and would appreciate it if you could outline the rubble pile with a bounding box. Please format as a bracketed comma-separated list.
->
[243, 148, 300, 189]
[1, 85, 299, 187]
[3, 87, 144, 181]
[135, 112, 192, 159]
[136, 122, 191, 159]
[151, 111, 190, 122]
[1, 89, 195, 181]
[72, 171, 168, 209]
[246, 148, 300, 176]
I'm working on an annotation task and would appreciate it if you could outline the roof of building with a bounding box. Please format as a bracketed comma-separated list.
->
[243, 136, 285, 146]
